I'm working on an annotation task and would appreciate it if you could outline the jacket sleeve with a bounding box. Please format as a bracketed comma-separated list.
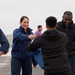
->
[63, 32, 69, 45]
[28, 37, 41, 52]
[13, 29, 29, 41]
[0, 29, 10, 53]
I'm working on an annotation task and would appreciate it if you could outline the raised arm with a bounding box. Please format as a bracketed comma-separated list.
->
[13, 29, 29, 41]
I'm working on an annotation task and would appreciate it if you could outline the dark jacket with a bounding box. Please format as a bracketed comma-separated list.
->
[11, 26, 33, 61]
[57, 21, 75, 56]
[0, 29, 10, 53]
[28, 29, 71, 73]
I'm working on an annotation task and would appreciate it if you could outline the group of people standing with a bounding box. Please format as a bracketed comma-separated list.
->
[0, 11, 75, 75]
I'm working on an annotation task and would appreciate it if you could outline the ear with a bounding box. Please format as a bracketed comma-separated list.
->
[72, 16, 73, 19]
[62, 16, 64, 19]
[20, 22, 21, 26]
[56, 24, 58, 28]
[46, 25, 48, 28]
[46, 25, 48, 29]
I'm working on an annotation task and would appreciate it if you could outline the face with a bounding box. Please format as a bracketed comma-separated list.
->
[20, 18, 29, 30]
[38, 27, 42, 31]
[62, 14, 72, 26]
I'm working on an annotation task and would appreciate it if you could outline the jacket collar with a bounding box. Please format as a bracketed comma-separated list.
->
[19, 26, 32, 33]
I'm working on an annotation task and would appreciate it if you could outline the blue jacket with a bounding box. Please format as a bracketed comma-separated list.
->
[11, 26, 33, 61]
[0, 29, 10, 53]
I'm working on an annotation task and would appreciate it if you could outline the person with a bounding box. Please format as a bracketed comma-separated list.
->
[33, 25, 44, 69]
[11, 16, 37, 75]
[28, 16, 72, 75]
[57, 11, 75, 75]
[0, 28, 10, 56]
[34, 25, 42, 37]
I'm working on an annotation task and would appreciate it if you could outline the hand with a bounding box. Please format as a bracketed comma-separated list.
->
[0, 51, 4, 56]
[33, 65, 37, 68]
[28, 34, 36, 40]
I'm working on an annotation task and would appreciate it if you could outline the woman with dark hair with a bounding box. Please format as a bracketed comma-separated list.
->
[11, 16, 37, 75]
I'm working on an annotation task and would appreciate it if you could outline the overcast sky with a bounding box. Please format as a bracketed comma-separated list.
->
[0, 0, 75, 35]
